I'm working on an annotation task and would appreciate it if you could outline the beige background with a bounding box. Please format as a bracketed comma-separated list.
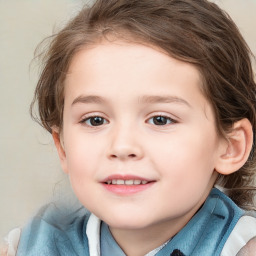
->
[0, 0, 256, 239]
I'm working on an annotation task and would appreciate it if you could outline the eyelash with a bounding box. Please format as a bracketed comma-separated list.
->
[79, 113, 177, 128]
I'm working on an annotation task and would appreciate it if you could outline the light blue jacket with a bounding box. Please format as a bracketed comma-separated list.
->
[16, 189, 256, 256]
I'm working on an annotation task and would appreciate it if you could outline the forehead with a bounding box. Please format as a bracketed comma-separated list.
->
[66, 41, 203, 92]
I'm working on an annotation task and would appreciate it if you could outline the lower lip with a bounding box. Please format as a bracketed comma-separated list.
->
[102, 182, 154, 195]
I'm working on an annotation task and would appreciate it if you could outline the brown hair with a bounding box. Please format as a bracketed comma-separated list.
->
[31, 0, 256, 210]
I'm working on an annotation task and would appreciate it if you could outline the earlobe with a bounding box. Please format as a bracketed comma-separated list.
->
[51, 127, 69, 173]
[215, 118, 253, 175]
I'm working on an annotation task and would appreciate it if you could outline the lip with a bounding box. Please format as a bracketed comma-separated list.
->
[101, 174, 155, 195]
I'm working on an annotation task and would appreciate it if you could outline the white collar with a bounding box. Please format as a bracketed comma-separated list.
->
[86, 213, 101, 256]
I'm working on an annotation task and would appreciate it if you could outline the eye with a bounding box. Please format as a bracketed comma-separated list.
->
[147, 115, 175, 126]
[81, 116, 108, 126]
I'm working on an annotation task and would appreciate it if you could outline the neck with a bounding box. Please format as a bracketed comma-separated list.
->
[109, 214, 192, 256]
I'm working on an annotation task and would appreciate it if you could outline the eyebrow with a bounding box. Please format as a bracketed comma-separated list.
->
[138, 95, 191, 108]
[72, 95, 106, 106]
[71, 94, 191, 108]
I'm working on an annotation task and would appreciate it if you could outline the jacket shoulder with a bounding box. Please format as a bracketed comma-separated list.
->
[16, 203, 90, 256]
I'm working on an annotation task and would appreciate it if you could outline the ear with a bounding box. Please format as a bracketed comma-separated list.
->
[215, 118, 253, 175]
[52, 127, 69, 173]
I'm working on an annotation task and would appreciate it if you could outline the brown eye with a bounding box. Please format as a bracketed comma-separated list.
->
[148, 116, 174, 126]
[83, 116, 107, 126]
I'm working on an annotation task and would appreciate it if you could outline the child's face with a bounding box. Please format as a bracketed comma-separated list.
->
[59, 41, 225, 233]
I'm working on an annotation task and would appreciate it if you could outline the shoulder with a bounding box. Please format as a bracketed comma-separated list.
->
[221, 214, 256, 256]
[1, 228, 21, 256]
[236, 236, 256, 256]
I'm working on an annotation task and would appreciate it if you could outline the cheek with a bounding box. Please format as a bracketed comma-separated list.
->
[150, 130, 218, 179]
[63, 136, 102, 206]
[63, 133, 102, 178]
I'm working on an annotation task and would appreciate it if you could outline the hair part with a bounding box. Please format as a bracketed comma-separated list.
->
[31, 0, 256, 209]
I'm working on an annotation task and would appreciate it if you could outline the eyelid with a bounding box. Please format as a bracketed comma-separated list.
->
[146, 112, 178, 121]
[79, 111, 108, 119]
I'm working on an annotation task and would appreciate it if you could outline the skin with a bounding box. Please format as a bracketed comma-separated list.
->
[53, 41, 252, 256]
[236, 237, 256, 256]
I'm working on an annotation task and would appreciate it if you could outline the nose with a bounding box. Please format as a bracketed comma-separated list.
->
[107, 124, 144, 161]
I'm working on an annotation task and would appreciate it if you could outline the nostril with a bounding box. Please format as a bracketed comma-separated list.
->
[109, 153, 137, 160]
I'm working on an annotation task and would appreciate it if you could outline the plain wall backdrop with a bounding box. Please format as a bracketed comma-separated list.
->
[0, 0, 256, 239]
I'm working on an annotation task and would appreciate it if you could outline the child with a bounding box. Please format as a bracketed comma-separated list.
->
[2, 0, 256, 255]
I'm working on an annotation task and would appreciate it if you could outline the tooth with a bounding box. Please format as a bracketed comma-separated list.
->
[112, 179, 117, 185]
[107, 180, 111, 185]
[142, 181, 147, 184]
[117, 180, 125, 185]
[125, 180, 134, 185]
[134, 180, 141, 185]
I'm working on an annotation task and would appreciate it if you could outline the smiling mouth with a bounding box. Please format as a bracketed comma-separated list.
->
[104, 179, 150, 185]
[102, 177, 155, 194]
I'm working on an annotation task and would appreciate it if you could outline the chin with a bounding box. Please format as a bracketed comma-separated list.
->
[100, 213, 154, 230]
